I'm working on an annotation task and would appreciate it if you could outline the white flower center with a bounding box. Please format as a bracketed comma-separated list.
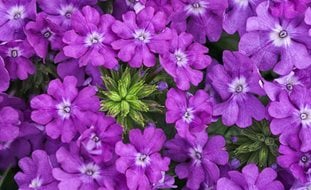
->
[185, 1, 208, 16]
[29, 177, 42, 189]
[275, 71, 300, 92]
[135, 153, 151, 167]
[174, 49, 188, 67]
[298, 106, 311, 127]
[80, 163, 101, 179]
[8, 5, 25, 20]
[189, 145, 203, 165]
[59, 4, 76, 19]
[8, 47, 21, 58]
[133, 29, 151, 43]
[183, 107, 194, 123]
[56, 100, 71, 119]
[41, 28, 53, 39]
[85, 32, 104, 46]
[270, 25, 291, 47]
[229, 77, 249, 94]
[234, 0, 249, 8]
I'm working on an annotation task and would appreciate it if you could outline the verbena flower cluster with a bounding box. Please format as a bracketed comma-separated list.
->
[0, 0, 311, 189]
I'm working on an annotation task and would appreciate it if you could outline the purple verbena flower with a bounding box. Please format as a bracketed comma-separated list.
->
[164, 132, 229, 189]
[170, 0, 228, 43]
[165, 88, 212, 140]
[270, 0, 308, 19]
[239, 1, 311, 75]
[14, 150, 58, 190]
[52, 144, 117, 190]
[111, 7, 171, 68]
[0, 40, 35, 80]
[30, 76, 100, 143]
[77, 114, 123, 163]
[62, 6, 118, 69]
[25, 13, 63, 59]
[115, 127, 170, 190]
[0, 57, 9, 92]
[0, 0, 36, 41]
[0, 106, 20, 149]
[38, 0, 97, 29]
[160, 31, 211, 90]
[223, 0, 264, 35]
[268, 87, 311, 152]
[207, 50, 265, 128]
[216, 164, 284, 190]
[278, 138, 311, 183]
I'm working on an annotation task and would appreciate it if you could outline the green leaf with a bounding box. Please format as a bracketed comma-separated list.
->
[258, 146, 269, 168]
[102, 76, 117, 91]
[127, 99, 149, 112]
[120, 100, 130, 117]
[136, 85, 157, 98]
[128, 81, 145, 95]
[129, 110, 145, 126]
[120, 67, 131, 90]
[118, 82, 128, 98]
[104, 91, 122, 102]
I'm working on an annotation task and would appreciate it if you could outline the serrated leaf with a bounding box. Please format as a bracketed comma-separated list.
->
[127, 99, 149, 112]
[120, 100, 130, 117]
[129, 110, 145, 126]
[105, 91, 122, 102]
[137, 85, 157, 98]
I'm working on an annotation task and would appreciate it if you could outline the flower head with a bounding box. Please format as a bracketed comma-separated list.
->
[115, 127, 170, 189]
[30, 76, 100, 142]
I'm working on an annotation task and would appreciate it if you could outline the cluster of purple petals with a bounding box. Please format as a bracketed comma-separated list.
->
[0, 0, 309, 189]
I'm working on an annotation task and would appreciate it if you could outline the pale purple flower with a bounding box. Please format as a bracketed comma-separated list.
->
[223, 0, 264, 35]
[62, 6, 118, 69]
[14, 150, 58, 190]
[268, 87, 311, 152]
[30, 76, 100, 143]
[207, 51, 265, 128]
[0, 40, 35, 80]
[216, 164, 284, 190]
[170, 0, 228, 43]
[165, 88, 212, 140]
[239, 1, 311, 75]
[115, 127, 170, 190]
[270, 0, 308, 19]
[278, 138, 311, 183]
[38, 0, 97, 29]
[111, 7, 171, 68]
[77, 114, 123, 163]
[159, 31, 211, 90]
[164, 132, 229, 189]
[25, 13, 63, 59]
[0, 0, 36, 41]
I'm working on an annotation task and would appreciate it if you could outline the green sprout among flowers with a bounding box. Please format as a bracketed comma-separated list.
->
[99, 66, 165, 131]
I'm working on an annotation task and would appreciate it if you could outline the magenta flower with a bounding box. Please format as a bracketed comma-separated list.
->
[15, 150, 58, 190]
[239, 2, 311, 75]
[207, 51, 265, 128]
[52, 144, 117, 190]
[164, 132, 229, 189]
[217, 164, 284, 190]
[38, 0, 97, 29]
[0, 57, 10, 92]
[62, 6, 118, 69]
[77, 114, 123, 163]
[165, 88, 212, 140]
[0, 40, 35, 80]
[159, 31, 211, 90]
[25, 13, 63, 59]
[278, 138, 311, 183]
[0, 0, 36, 41]
[115, 127, 170, 190]
[30, 76, 100, 143]
[268, 87, 311, 152]
[111, 7, 171, 68]
[170, 0, 228, 43]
